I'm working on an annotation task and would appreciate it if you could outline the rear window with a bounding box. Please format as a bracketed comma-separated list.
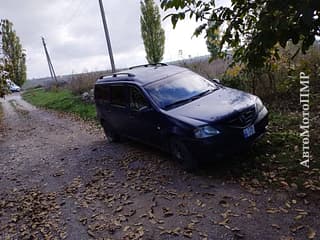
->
[110, 85, 126, 107]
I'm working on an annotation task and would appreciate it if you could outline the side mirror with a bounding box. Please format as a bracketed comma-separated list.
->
[212, 78, 221, 84]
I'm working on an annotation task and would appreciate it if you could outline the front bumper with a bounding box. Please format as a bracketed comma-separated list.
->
[184, 108, 269, 161]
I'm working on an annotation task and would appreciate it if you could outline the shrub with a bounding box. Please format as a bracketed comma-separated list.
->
[176, 57, 229, 79]
[67, 72, 101, 95]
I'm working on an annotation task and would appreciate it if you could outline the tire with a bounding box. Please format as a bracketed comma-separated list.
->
[170, 138, 198, 172]
[101, 121, 121, 143]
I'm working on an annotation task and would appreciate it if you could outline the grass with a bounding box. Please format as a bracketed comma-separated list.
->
[231, 109, 320, 193]
[23, 88, 96, 121]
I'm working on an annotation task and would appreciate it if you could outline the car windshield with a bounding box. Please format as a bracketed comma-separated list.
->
[145, 71, 218, 110]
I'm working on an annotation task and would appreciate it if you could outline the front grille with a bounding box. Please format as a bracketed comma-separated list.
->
[228, 106, 256, 128]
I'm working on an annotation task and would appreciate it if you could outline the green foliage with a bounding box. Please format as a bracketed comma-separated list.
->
[140, 0, 166, 64]
[219, 40, 320, 100]
[160, 0, 320, 69]
[1, 19, 27, 87]
[206, 25, 221, 60]
[23, 89, 96, 121]
[221, 74, 246, 90]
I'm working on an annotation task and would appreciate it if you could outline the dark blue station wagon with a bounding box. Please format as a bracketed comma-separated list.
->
[94, 64, 268, 170]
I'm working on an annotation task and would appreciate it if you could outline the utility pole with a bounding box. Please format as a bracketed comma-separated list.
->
[98, 0, 116, 73]
[41, 37, 58, 85]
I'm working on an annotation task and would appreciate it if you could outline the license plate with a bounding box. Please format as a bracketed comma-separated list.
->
[243, 125, 255, 138]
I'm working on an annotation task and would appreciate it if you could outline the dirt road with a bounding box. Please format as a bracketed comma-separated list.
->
[0, 93, 318, 240]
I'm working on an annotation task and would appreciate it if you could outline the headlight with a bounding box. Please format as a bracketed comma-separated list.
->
[255, 97, 264, 113]
[194, 125, 220, 138]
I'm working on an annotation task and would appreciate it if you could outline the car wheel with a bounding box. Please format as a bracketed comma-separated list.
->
[101, 121, 121, 143]
[170, 138, 198, 172]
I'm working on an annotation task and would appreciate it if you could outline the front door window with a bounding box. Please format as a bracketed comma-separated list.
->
[129, 87, 149, 111]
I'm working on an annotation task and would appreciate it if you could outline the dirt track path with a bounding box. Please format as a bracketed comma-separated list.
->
[0, 93, 318, 240]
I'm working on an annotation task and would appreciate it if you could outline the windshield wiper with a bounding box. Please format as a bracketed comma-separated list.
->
[190, 88, 217, 101]
[164, 89, 216, 110]
[164, 98, 194, 110]
[191, 89, 212, 100]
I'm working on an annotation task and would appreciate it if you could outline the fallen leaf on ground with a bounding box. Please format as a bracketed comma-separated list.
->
[308, 227, 316, 239]
[271, 224, 280, 229]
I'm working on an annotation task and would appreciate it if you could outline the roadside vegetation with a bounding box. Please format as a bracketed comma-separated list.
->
[161, 0, 319, 70]
[22, 88, 96, 121]
[225, 109, 320, 195]
[67, 71, 103, 95]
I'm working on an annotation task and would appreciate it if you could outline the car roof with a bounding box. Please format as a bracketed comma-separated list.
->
[96, 65, 188, 86]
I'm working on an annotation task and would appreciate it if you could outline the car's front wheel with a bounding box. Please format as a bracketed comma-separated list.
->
[101, 121, 121, 143]
[170, 138, 198, 172]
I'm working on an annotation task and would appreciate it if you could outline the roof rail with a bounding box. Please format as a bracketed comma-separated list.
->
[112, 72, 135, 78]
[99, 72, 135, 79]
[129, 63, 168, 70]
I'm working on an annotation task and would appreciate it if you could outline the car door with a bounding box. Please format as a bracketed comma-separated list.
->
[107, 84, 129, 135]
[127, 85, 163, 148]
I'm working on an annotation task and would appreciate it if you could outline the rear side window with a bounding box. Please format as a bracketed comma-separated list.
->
[110, 85, 126, 107]
[94, 85, 102, 99]
[95, 85, 110, 101]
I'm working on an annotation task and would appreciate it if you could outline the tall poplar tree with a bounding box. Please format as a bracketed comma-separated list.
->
[1, 19, 26, 87]
[140, 0, 165, 64]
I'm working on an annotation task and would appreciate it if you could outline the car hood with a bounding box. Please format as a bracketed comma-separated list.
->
[165, 87, 256, 126]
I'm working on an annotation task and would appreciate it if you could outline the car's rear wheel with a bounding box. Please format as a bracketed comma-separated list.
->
[170, 138, 198, 172]
[101, 121, 121, 142]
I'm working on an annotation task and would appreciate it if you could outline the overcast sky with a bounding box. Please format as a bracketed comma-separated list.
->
[1, 0, 229, 79]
